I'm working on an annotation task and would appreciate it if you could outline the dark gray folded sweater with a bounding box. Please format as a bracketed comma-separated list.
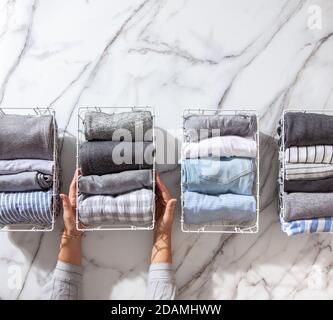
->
[0, 114, 54, 160]
[79, 141, 154, 176]
[284, 112, 333, 148]
[184, 114, 257, 142]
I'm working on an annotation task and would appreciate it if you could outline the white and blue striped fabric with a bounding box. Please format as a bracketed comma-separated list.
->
[280, 215, 333, 236]
[0, 190, 53, 226]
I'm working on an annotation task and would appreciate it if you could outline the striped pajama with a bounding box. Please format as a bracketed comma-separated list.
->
[285, 145, 333, 164]
[280, 215, 333, 236]
[0, 190, 53, 226]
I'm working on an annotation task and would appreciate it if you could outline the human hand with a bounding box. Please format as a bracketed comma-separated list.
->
[58, 169, 82, 266]
[60, 168, 82, 237]
[151, 174, 177, 264]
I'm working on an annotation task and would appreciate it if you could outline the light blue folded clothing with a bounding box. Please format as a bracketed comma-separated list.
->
[280, 215, 333, 236]
[0, 190, 53, 226]
[182, 157, 255, 195]
[183, 191, 256, 225]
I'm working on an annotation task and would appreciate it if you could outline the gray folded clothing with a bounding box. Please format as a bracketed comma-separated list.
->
[84, 111, 153, 141]
[283, 192, 333, 222]
[0, 159, 53, 175]
[80, 141, 154, 176]
[0, 114, 54, 160]
[184, 114, 257, 142]
[284, 177, 333, 193]
[78, 169, 153, 195]
[0, 171, 53, 192]
[284, 112, 333, 148]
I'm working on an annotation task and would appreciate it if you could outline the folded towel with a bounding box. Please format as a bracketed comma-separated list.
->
[183, 191, 256, 225]
[285, 163, 333, 180]
[284, 177, 333, 193]
[0, 114, 54, 160]
[0, 171, 52, 192]
[84, 111, 153, 141]
[183, 158, 255, 195]
[184, 114, 257, 142]
[0, 190, 53, 226]
[182, 136, 256, 159]
[80, 141, 154, 176]
[78, 188, 154, 225]
[280, 215, 333, 236]
[283, 192, 333, 222]
[78, 169, 153, 195]
[285, 145, 333, 164]
[0, 159, 53, 175]
[284, 112, 333, 148]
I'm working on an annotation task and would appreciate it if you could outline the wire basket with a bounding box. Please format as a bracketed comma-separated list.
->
[181, 108, 260, 233]
[279, 109, 333, 234]
[0, 107, 59, 232]
[76, 106, 156, 231]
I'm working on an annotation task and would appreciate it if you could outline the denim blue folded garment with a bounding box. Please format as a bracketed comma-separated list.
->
[182, 158, 255, 195]
[183, 191, 256, 225]
[0, 190, 53, 226]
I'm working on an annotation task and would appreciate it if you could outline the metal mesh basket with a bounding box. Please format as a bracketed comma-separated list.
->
[0, 107, 59, 232]
[181, 108, 260, 233]
[279, 109, 333, 233]
[76, 106, 156, 231]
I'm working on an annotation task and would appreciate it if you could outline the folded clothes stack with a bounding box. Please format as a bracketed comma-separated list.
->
[182, 114, 257, 227]
[0, 114, 55, 226]
[78, 111, 154, 226]
[280, 112, 333, 235]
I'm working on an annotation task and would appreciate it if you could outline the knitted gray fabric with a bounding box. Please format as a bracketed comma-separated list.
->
[0, 171, 52, 192]
[283, 192, 333, 222]
[84, 111, 153, 141]
[0, 114, 54, 160]
[78, 169, 153, 195]
[79, 141, 154, 176]
[184, 114, 257, 142]
[284, 112, 333, 148]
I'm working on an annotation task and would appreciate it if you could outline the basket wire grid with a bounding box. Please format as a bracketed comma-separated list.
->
[0, 107, 59, 232]
[181, 108, 260, 234]
[279, 109, 333, 233]
[76, 106, 156, 231]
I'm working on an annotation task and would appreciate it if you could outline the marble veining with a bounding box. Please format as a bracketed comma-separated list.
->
[0, 0, 333, 299]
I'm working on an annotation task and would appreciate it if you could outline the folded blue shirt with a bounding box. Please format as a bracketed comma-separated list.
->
[182, 157, 255, 195]
[183, 191, 256, 225]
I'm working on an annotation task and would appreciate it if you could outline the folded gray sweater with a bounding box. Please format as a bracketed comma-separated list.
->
[0, 114, 54, 160]
[284, 112, 333, 148]
[84, 111, 153, 141]
[184, 114, 257, 142]
[283, 192, 333, 222]
[78, 169, 153, 195]
[0, 171, 53, 192]
[79, 141, 154, 176]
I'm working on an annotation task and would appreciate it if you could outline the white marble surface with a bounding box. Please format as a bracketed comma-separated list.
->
[0, 0, 333, 299]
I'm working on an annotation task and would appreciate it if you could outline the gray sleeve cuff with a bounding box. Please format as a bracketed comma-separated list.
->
[148, 263, 175, 281]
[53, 261, 83, 283]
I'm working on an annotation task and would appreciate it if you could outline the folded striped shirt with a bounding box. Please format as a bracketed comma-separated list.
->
[0, 190, 53, 226]
[285, 163, 333, 180]
[78, 188, 154, 226]
[285, 145, 333, 164]
[280, 215, 333, 236]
